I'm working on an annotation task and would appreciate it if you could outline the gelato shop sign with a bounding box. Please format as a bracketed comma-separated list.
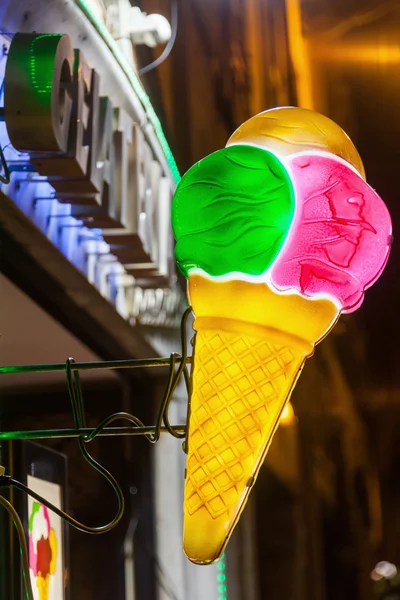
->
[2, 32, 174, 281]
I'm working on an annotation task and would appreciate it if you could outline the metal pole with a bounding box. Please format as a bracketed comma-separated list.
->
[0, 425, 186, 441]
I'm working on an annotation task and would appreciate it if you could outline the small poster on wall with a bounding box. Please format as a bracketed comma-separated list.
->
[27, 475, 65, 600]
[8, 441, 69, 600]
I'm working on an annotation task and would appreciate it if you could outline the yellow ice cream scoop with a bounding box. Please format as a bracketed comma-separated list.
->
[227, 106, 366, 179]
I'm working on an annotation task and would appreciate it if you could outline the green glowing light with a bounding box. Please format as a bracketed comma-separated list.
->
[0, 431, 34, 441]
[30, 34, 62, 94]
[76, 0, 180, 185]
[217, 551, 227, 598]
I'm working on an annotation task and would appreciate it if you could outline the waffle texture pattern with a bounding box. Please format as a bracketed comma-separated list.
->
[183, 323, 305, 563]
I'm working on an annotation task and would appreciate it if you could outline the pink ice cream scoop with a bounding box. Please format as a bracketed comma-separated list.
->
[270, 153, 392, 312]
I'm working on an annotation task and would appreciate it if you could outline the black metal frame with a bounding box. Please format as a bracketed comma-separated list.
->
[0, 308, 193, 446]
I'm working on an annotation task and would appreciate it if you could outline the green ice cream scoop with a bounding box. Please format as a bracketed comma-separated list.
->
[171, 144, 295, 278]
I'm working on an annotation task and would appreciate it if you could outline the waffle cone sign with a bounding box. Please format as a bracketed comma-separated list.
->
[171, 107, 392, 564]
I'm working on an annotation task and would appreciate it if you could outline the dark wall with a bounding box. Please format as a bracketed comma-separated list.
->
[0, 377, 159, 600]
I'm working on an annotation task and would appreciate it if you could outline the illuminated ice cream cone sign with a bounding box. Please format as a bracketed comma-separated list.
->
[172, 106, 392, 565]
[29, 502, 58, 600]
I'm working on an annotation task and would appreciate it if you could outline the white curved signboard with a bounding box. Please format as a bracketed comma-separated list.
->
[0, 15, 182, 327]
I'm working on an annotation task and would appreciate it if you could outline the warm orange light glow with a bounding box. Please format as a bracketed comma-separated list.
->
[315, 44, 400, 65]
[285, 0, 314, 109]
[280, 402, 295, 426]
[370, 570, 384, 582]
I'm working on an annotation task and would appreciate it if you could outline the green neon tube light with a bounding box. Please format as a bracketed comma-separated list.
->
[76, 0, 181, 185]
[30, 34, 60, 93]
[217, 552, 227, 599]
